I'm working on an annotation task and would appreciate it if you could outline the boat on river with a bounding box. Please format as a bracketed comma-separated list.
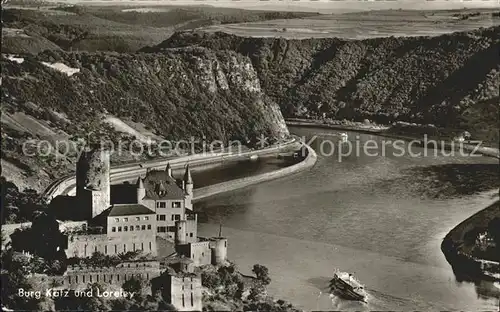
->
[329, 271, 367, 302]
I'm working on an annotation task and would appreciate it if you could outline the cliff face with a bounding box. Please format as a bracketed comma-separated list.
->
[2, 48, 288, 143]
[157, 27, 499, 145]
[1, 48, 289, 191]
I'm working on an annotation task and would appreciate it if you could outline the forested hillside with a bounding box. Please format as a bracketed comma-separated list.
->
[157, 26, 499, 145]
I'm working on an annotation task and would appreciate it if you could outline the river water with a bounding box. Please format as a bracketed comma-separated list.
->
[195, 126, 500, 311]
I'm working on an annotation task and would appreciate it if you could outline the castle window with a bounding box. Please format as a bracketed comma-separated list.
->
[124, 244, 127, 252]
[159, 215, 166, 221]
[117, 275, 120, 282]
[158, 226, 166, 233]
[144, 216, 149, 221]
[133, 243, 136, 251]
[82, 275, 85, 283]
[124, 218, 128, 222]
[111, 227, 116, 232]
[141, 243, 144, 250]
[149, 242, 152, 250]
[191, 293, 194, 306]
[114, 245, 117, 254]
[118, 227, 122, 232]
[190, 233, 193, 237]
[172, 201, 181, 208]
[95, 246, 97, 253]
[90, 275, 93, 283]
[202, 252, 204, 257]
[182, 294, 185, 307]
[147, 225, 151, 230]
[124, 226, 128, 232]
[146, 273, 149, 279]
[104, 246, 107, 254]
[103, 275, 106, 282]
[130, 226, 134, 231]
[141, 225, 146, 230]
[224, 241, 227, 247]
[115, 218, 119, 222]
[174, 214, 181, 221]
[109, 275, 112, 282]
[136, 217, 140, 221]
[136, 225, 140, 231]
[96, 275, 99, 282]
[75, 276, 78, 283]
[158, 202, 166, 208]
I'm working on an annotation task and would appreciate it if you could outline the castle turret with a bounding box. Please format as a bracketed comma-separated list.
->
[210, 237, 228, 266]
[183, 164, 193, 210]
[166, 163, 172, 178]
[136, 177, 145, 204]
[184, 164, 193, 196]
[175, 220, 187, 246]
[76, 147, 110, 219]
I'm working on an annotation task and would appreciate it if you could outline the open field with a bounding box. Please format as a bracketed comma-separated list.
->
[201, 9, 500, 39]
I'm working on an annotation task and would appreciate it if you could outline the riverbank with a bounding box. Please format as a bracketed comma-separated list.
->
[193, 142, 317, 201]
[441, 195, 500, 281]
[286, 119, 500, 159]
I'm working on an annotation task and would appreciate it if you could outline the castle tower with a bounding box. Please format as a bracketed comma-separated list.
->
[183, 164, 193, 210]
[210, 237, 228, 266]
[175, 220, 187, 246]
[166, 163, 172, 178]
[136, 177, 145, 204]
[76, 147, 110, 219]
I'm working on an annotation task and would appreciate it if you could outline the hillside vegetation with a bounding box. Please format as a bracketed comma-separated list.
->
[1, 48, 289, 192]
[2, 6, 317, 53]
[158, 26, 499, 146]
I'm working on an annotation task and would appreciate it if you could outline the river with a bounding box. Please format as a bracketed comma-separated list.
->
[194, 126, 499, 311]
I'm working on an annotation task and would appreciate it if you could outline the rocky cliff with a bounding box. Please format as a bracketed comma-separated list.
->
[1, 48, 289, 191]
[155, 26, 499, 145]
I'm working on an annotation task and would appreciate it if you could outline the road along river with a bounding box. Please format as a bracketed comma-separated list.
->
[195, 126, 500, 311]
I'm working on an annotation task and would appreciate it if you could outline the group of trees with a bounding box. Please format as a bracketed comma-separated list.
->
[1, 177, 47, 224]
[200, 262, 298, 311]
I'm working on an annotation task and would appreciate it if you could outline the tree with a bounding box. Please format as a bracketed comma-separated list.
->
[122, 276, 146, 299]
[252, 264, 271, 286]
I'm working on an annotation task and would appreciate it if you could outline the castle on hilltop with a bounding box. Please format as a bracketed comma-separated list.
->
[66, 148, 227, 264]
[60, 148, 228, 311]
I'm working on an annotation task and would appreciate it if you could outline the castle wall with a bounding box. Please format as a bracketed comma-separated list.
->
[179, 242, 211, 266]
[169, 275, 203, 312]
[107, 214, 156, 239]
[64, 261, 161, 291]
[66, 234, 157, 258]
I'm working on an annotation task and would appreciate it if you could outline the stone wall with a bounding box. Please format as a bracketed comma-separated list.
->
[64, 261, 161, 291]
[167, 275, 203, 312]
[66, 233, 157, 258]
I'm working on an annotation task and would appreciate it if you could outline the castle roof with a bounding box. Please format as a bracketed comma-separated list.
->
[136, 177, 144, 188]
[143, 169, 185, 200]
[106, 204, 155, 216]
[184, 164, 193, 184]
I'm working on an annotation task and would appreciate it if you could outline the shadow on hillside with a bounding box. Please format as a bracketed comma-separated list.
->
[380, 163, 500, 199]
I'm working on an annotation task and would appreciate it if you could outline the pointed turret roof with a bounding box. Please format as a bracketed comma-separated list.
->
[184, 164, 193, 184]
[136, 177, 144, 188]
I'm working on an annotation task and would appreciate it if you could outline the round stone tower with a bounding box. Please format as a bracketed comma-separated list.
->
[175, 220, 187, 246]
[76, 147, 110, 219]
[211, 237, 228, 265]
